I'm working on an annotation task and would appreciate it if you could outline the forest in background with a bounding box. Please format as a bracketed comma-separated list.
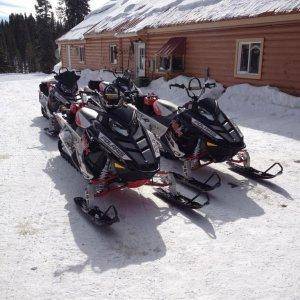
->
[0, 0, 90, 74]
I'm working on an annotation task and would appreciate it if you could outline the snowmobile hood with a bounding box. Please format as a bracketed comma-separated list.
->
[92, 106, 160, 172]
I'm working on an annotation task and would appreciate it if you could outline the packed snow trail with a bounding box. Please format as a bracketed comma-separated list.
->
[0, 73, 299, 299]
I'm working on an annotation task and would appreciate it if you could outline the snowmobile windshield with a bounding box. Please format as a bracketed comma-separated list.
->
[55, 71, 80, 88]
[108, 106, 139, 137]
[109, 119, 130, 137]
[115, 77, 133, 92]
[196, 98, 220, 122]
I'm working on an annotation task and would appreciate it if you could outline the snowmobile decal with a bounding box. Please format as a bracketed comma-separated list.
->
[98, 132, 131, 161]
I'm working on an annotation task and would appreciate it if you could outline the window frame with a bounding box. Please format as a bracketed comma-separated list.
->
[155, 55, 185, 73]
[109, 44, 118, 65]
[234, 38, 264, 80]
[78, 45, 85, 63]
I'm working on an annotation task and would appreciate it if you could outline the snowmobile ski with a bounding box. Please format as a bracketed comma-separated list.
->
[228, 162, 283, 180]
[155, 187, 209, 209]
[74, 197, 119, 226]
[171, 172, 221, 192]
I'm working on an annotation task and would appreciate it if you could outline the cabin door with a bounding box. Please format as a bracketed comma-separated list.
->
[67, 45, 72, 69]
[135, 42, 146, 78]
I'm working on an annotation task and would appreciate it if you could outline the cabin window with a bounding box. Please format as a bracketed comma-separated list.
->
[235, 39, 264, 79]
[157, 56, 184, 72]
[155, 37, 186, 73]
[77, 46, 85, 63]
[109, 44, 118, 64]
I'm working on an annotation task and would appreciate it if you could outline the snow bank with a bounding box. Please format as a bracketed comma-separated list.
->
[77, 69, 116, 87]
[220, 84, 300, 109]
[76, 68, 300, 109]
[141, 75, 225, 105]
[58, 0, 300, 41]
[53, 62, 62, 74]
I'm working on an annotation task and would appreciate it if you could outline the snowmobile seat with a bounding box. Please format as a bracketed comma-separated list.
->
[153, 111, 178, 127]
[76, 107, 99, 129]
[154, 99, 178, 116]
[80, 108, 98, 122]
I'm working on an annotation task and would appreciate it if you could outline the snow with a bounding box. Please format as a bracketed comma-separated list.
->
[1, 73, 300, 298]
[58, 0, 300, 41]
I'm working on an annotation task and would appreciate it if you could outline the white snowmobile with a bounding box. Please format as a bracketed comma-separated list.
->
[39, 68, 80, 136]
[54, 84, 216, 226]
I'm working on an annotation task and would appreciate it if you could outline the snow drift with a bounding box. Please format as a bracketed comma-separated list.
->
[76, 69, 300, 109]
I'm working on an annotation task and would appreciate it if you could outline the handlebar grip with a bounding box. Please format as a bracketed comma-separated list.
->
[169, 84, 185, 89]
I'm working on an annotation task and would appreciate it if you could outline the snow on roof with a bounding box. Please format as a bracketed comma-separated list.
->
[57, 0, 300, 42]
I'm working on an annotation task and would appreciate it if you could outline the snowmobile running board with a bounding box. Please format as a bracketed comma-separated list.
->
[229, 162, 283, 180]
[155, 188, 209, 209]
[154, 172, 221, 210]
[74, 197, 119, 226]
[171, 172, 221, 192]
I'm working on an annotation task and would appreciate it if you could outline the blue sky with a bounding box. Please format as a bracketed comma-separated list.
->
[0, 0, 105, 20]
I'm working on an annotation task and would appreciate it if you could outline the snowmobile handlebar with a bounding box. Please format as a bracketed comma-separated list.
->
[170, 78, 217, 100]
[169, 83, 186, 90]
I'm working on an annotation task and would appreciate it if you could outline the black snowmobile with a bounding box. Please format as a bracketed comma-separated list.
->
[93, 72, 283, 186]
[39, 68, 80, 136]
[55, 84, 212, 226]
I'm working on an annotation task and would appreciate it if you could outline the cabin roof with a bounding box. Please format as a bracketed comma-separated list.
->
[57, 0, 300, 42]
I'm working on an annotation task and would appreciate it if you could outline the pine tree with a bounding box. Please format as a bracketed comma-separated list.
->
[56, 0, 66, 24]
[0, 47, 10, 73]
[65, 0, 90, 30]
[0, 23, 10, 73]
[35, 0, 56, 73]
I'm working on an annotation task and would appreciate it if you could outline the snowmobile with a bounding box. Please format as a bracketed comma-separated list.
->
[137, 77, 283, 181]
[38, 68, 80, 136]
[54, 84, 219, 226]
[94, 71, 283, 183]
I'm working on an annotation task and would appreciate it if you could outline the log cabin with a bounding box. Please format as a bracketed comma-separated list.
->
[57, 0, 300, 95]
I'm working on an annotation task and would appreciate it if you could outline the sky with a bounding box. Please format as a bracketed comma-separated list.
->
[0, 0, 106, 20]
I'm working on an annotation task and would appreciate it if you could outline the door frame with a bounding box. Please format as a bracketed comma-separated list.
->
[134, 42, 146, 78]
[67, 45, 72, 70]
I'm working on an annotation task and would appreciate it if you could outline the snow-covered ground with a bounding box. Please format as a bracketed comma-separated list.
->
[0, 73, 300, 299]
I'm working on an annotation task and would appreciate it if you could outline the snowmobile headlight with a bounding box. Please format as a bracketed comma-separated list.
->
[113, 162, 125, 170]
[207, 141, 218, 147]
[191, 118, 223, 140]
[147, 131, 161, 158]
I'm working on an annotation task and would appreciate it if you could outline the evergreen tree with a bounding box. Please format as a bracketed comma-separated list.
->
[35, 0, 56, 73]
[0, 47, 10, 73]
[56, 0, 66, 24]
[65, 0, 90, 30]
